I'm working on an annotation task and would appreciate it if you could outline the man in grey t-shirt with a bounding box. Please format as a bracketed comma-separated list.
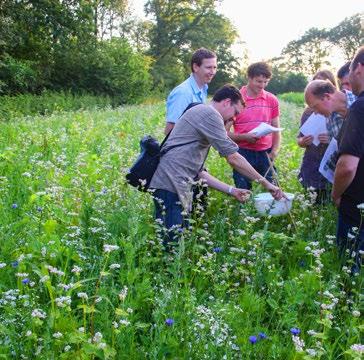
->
[150, 85, 283, 246]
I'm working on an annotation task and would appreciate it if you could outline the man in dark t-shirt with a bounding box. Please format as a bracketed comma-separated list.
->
[332, 46, 364, 273]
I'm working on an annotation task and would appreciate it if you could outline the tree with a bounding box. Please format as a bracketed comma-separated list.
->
[281, 28, 332, 75]
[328, 13, 363, 60]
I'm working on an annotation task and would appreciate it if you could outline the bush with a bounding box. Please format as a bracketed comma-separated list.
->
[278, 92, 305, 106]
[0, 55, 45, 95]
[52, 39, 151, 104]
[0, 91, 114, 121]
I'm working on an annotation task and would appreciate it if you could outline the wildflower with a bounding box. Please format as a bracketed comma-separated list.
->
[292, 335, 305, 352]
[120, 319, 131, 326]
[290, 328, 301, 336]
[22, 278, 30, 284]
[31, 309, 47, 319]
[352, 310, 361, 317]
[64, 345, 71, 352]
[12, 203, 18, 209]
[118, 286, 128, 301]
[93, 332, 103, 343]
[350, 344, 364, 353]
[71, 265, 82, 274]
[77, 292, 88, 300]
[25, 331, 32, 337]
[213, 247, 222, 253]
[357, 203, 364, 210]
[249, 335, 257, 344]
[109, 263, 121, 270]
[53, 332, 63, 339]
[78, 327, 85, 333]
[11, 261, 19, 268]
[103, 244, 119, 253]
[258, 332, 267, 339]
[37, 206, 43, 212]
[165, 318, 174, 326]
[0, 263, 6, 269]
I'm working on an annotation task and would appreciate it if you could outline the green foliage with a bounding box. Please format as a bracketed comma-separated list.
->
[278, 92, 305, 106]
[0, 55, 44, 95]
[328, 13, 364, 60]
[0, 91, 115, 121]
[145, 0, 240, 91]
[267, 71, 308, 95]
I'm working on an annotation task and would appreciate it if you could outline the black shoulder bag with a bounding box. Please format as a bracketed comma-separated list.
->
[125, 102, 201, 192]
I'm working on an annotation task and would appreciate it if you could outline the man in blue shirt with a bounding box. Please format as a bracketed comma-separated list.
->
[164, 48, 217, 135]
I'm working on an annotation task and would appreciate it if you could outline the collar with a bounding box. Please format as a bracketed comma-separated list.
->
[241, 85, 267, 100]
[189, 74, 208, 94]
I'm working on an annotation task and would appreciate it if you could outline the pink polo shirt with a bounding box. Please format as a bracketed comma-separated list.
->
[234, 86, 279, 151]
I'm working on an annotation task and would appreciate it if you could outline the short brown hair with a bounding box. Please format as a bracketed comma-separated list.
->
[313, 70, 337, 88]
[212, 84, 244, 105]
[350, 46, 364, 71]
[247, 62, 272, 79]
[190, 48, 216, 72]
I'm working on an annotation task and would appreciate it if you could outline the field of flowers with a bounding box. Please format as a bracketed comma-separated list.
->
[0, 101, 362, 359]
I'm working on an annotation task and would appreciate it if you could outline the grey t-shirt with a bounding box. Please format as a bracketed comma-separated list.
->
[150, 104, 238, 211]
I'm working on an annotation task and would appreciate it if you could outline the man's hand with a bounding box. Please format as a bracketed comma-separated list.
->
[231, 188, 251, 203]
[318, 133, 330, 144]
[243, 133, 260, 144]
[268, 150, 278, 161]
[263, 181, 284, 200]
[332, 195, 341, 207]
[297, 135, 313, 148]
[225, 119, 234, 132]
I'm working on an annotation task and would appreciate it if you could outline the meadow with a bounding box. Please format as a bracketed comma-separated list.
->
[0, 100, 363, 360]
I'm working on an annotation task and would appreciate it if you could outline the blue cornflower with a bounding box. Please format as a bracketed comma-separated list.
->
[12, 203, 18, 209]
[36, 206, 43, 212]
[213, 247, 222, 253]
[165, 318, 174, 326]
[22, 278, 30, 284]
[290, 327, 301, 336]
[11, 261, 19, 268]
[249, 335, 257, 344]
[258, 332, 267, 339]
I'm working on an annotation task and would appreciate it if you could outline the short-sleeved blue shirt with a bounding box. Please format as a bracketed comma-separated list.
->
[166, 74, 208, 124]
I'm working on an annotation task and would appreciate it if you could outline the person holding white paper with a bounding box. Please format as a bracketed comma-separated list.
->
[296, 70, 335, 204]
[227, 62, 281, 190]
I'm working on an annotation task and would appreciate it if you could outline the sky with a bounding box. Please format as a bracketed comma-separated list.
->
[132, 0, 363, 66]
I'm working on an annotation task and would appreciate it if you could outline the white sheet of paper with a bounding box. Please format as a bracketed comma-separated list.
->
[299, 113, 327, 146]
[248, 122, 284, 137]
[319, 138, 338, 184]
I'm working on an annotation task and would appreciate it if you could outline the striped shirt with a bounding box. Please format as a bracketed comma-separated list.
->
[233, 86, 280, 150]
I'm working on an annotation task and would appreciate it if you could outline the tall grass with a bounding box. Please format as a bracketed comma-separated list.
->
[0, 91, 116, 121]
[0, 100, 362, 359]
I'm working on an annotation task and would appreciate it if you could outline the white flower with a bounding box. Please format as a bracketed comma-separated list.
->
[306, 349, 317, 356]
[26, 330, 32, 337]
[71, 265, 82, 274]
[119, 319, 131, 326]
[109, 263, 121, 270]
[356, 203, 364, 209]
[31, 309, 47, 319]
[350, 344, 364, 353]
[64, 345, 71, 352]
[77, 292, 88, 300]
[53, 332, 63, 339]
[119, 286, 128, 301]
[93, 332, 103, 343]
[352, 310, 361, 317]
[103, 244, 120, 253]
[78, 327, 85, 333]
[0, 263, 6, 269]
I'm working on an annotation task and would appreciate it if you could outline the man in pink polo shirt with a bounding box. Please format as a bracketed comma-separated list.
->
[227, 62, 281, 189]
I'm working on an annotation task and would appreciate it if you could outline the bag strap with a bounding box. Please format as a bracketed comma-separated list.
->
[159, 101, 202, 156]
